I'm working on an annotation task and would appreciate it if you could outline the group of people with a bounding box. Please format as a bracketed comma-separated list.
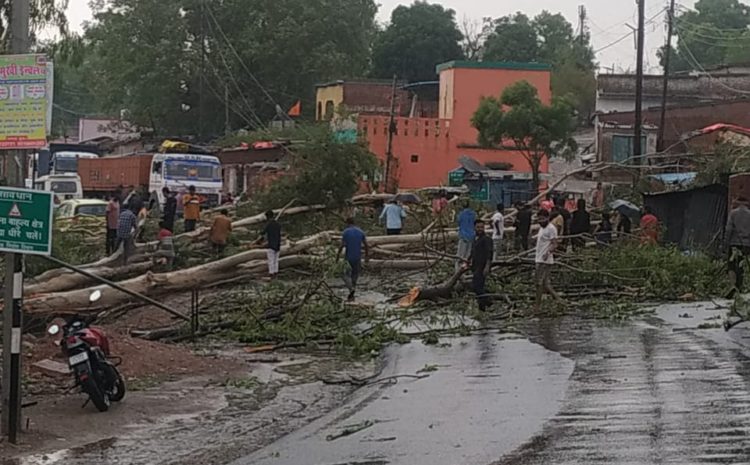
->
[104, 185, 207, 266]
[455, 193, 663, 313]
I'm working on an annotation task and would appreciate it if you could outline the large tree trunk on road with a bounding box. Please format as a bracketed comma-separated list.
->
[23, 233, 330, 315]
[26, 262, 155, 296]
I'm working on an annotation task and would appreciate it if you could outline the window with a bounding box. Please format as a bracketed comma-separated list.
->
[75, 204, 108, 217]
[317, 102, 323, 120]
[164, 160, 221, 181]
[410, 154, 419, 163]
[152, 161, 163, 173]
[50, 181, 78, 193]
[612, 135, 647, 164]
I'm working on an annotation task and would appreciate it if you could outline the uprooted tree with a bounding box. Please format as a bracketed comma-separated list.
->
[257, 130, 380, 207]
[471, 80, 578, 191]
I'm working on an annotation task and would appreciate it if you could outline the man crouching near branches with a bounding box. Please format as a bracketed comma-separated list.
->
[534, 209, 563, 313]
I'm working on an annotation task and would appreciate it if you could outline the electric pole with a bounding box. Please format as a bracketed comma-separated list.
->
[578, 5, 587, 46]
[634, 0, 646, 163]
[224, 85, 230, 135]
[2, 0, 30, 444]
[658, 0, 676, 152]
[383, 75, 397, 193]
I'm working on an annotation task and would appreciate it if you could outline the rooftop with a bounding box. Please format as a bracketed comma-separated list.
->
[315, 78, 406, 89]
[436, 60, 552, 73]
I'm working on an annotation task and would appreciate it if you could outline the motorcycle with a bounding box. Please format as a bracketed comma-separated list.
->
[47, 290, 126, 412]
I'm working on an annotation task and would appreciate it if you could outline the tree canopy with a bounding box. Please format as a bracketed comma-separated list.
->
[663, 0, 750, 72]
[58, 0, 378, 138]
[371, 1, 464, 82]
[482, 11, 596, 121]
[471, 81, 577, 190]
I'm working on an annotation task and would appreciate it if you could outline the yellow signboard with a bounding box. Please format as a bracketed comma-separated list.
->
[0, 54, 48, 149]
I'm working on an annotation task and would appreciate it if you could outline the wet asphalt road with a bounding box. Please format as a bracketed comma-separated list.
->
[236, 302, 750, 465]
[9, 301, 750, 465]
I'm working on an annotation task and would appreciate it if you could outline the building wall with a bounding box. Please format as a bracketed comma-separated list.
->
[342, 82, 410, 115]
[449, 67, 552, 146]
[315, 84, 344, 120]
[358, 62, 552, 189]
[439, 68, 455, 120]
[598, 100, 750, 152]
[595, 97, 662, 115]
[359, 115, 546, 189]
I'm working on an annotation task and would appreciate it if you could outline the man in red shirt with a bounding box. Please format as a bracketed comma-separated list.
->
[105, 196, 120, 255]
[640, 206, 659, 245]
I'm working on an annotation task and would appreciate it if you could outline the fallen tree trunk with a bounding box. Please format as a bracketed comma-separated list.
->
[23, 233, 330, 315]
[30, 247, 126, 283]
[331, 231, 459, 247]
[26, 261, 155, 296]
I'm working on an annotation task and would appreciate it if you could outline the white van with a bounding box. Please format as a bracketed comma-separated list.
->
[34, 173, 83, 204]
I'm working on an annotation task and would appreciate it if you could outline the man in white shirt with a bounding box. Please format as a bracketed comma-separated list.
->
[534, 209, 562, 313]
[380, 198, 407, 235]
[491, 203, 504, 262]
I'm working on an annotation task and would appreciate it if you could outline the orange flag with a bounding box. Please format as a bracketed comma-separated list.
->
[287, 100, 301, 117]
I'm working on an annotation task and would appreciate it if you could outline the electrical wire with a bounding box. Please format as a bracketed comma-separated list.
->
[203, 16, 269, 129]
[204, 5, 290, 117]
[678, 39, 750, 95]
[594, 7, 668, 54]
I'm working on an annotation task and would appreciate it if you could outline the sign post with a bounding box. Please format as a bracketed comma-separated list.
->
[1, 187, 52, 443]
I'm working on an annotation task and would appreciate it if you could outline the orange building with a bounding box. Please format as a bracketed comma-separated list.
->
[358, 61, 552, 189]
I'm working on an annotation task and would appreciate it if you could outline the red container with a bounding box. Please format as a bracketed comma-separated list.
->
[78, 154, 154, 193]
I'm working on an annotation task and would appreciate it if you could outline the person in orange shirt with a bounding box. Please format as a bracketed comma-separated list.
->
[640, 206, 659, 245]
[209, 209, 233, 256]
[182, 185, 202, 232]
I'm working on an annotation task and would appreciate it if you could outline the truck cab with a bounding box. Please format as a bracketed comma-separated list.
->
[149, 153, 223, 206]
[50, 151, 99, 175]
[35, 173, 84, 205]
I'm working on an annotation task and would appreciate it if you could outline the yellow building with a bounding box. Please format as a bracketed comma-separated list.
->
[314, 80, 407, 121]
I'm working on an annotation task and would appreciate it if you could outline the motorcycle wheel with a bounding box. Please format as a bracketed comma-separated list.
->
[110, 369, 126, 402]
[83, 377, 111, 412]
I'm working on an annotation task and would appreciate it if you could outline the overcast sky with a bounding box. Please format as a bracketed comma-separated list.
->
[66, 0, 698, 73]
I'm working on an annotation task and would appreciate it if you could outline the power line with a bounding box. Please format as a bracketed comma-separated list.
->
[203, 16, 268, 129]
[203, 6, 286, 115]
[678, 39, 750, 95]
[594, 7, 668, 54]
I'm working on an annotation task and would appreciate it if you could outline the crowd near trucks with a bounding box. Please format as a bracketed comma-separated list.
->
[27, 142, 223, 206]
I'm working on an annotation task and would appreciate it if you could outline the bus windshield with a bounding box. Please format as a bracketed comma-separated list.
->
[164, 160, 220, 182]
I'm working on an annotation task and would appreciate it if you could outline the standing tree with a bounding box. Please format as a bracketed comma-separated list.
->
[0, 0, 68, 50]
[471, 81, 577, 191]
[661, 0, 750, 72]
[371, 1, 464, 82]
[482, 13, 539, 63]
[482, 11, 596, 121]
[67, 0, 378, 138]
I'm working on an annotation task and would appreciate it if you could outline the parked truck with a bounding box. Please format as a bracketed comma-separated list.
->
[78, 152, 223, 206]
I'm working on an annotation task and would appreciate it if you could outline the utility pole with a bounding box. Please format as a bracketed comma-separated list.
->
[633, 0, 646, 163]
[198, 0, 205, 140]
[578, 5, 587, 46]
[383, 75, 397, 194]
[658, 0, 676, 152]
[2, 0, 30, 444]
[224, 85, 230, 135]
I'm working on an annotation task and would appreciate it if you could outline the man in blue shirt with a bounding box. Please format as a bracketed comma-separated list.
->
[456, 201, 477, 271]
[379, 198, 406, 235]
[337, 217, 369, 301]
[116, 207, 138, 266]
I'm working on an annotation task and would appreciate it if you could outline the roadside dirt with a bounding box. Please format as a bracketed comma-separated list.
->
[0, 347, 377, 465]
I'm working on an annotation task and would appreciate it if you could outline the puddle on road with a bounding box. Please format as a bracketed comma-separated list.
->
[234, 332, 574, 465]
